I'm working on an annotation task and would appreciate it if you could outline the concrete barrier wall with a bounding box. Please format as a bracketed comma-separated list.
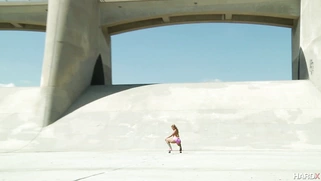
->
[1, 80, 317, 152]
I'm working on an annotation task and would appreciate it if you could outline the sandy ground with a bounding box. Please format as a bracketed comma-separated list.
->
[1, 150, 320, 181]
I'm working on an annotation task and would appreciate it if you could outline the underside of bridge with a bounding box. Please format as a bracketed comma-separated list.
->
[1, 1, 321, 180]
[0, 0, 300, 32]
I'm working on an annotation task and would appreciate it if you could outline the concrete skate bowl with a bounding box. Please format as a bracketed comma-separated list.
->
[2, 80, 321, 153]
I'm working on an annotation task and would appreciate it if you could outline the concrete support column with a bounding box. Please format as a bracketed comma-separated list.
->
[41, 0, 111, 126]
[100, 28, 112, 85]
[291, 19, 300, 80]
[292, 19, 309, 80]
[298, 0, 321, 90]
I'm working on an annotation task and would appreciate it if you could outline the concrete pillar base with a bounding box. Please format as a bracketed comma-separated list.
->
[41, 0, 111, 126]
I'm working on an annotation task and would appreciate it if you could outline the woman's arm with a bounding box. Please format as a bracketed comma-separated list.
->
[167, 129, 177, 138]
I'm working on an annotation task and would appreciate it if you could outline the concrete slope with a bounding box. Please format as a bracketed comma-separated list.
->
[0, 87, 45, 153]
[13, 80, 321, 152]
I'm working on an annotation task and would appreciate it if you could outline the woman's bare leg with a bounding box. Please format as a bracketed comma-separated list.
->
[165, 137, 176, 153]
[166, 141, 172, 151]
[165, 138, 173, 152]
[177, 143, 182, 153]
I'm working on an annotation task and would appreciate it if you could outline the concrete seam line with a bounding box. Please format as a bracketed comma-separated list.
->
[73, 172, 105, 181]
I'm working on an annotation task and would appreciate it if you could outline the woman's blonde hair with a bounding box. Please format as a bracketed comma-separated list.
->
[171, 124, 179, 132]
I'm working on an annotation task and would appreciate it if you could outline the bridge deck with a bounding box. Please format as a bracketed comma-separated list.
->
[0, 0, 300, 33]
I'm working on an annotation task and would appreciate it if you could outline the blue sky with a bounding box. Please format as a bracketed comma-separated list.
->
[0, 23, 291, 87]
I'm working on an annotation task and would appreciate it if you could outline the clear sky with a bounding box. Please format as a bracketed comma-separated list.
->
[0, 23, 291, 87]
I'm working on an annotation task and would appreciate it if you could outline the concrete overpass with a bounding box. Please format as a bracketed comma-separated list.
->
[1, 1, 321, 180]
[0, 0, 300, 33]
[1, 0, 315, 126]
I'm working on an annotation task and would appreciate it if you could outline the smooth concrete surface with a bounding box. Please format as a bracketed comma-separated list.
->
[1, 80, 321, 153]
[100, 28, 112, 85]
[1, 1, 321, 180]
[101, 0, 300, 35]
[0, 0, 300, 32]
[291, 17, 301, 80]
[0, 87, 45, 152]
[299, 0, 321, 90]
[41, 0, 112, 125]
[1, 81, 321, 180]
[0, 2, 47, 31]
[1, 151, 320, 181]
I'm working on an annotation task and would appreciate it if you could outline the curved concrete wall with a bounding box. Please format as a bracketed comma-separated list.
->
[1, 81, 321, 152]
[0, 0, 320, 137]
[0, 88, 45, 152]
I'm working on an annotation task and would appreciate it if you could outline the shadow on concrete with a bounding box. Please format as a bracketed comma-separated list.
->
[91, 55, 105, 85]
[298, 47, 310, 80]
[61, 84, 153, 117]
